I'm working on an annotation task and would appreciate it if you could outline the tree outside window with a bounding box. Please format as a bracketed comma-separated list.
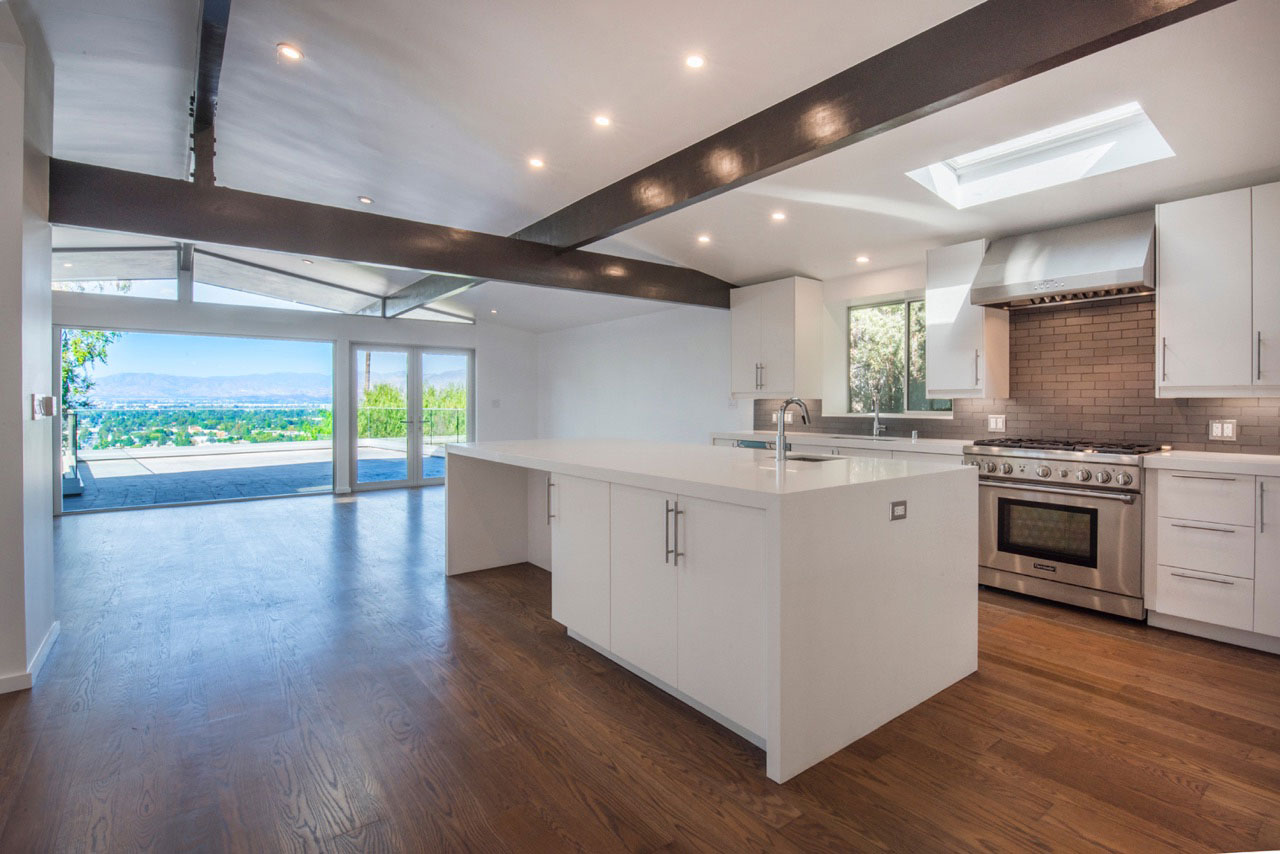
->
[848, 300, 951, 415]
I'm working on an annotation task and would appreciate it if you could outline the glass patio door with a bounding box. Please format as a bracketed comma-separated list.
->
[353, 345, 472, 489]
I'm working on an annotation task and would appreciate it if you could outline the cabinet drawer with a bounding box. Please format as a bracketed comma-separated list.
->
[1156, 565, 1254, 631]
[1157, 470, 1255, 526]
[1156, 517, 1254, 579]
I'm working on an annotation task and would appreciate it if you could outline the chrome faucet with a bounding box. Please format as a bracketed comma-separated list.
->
[871, 394, 887, 437]
[776, 398, 811, 464]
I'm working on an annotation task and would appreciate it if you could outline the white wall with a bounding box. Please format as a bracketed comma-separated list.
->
[0, 1, 56, 693]
[536, 305, 752, 443]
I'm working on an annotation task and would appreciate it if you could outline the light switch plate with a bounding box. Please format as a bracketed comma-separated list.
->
[987, 414, 1006, 433]
[770, 411, 794, 423]
[890, 500, 907, 521]
[1209, 419, 1238, 441]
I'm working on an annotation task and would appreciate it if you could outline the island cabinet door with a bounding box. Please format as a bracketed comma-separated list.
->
[550, 475, 611, 650]
[609, 484, 678, 686]
[1258, 477, 1280, 637]
[675, 496, 766, 738]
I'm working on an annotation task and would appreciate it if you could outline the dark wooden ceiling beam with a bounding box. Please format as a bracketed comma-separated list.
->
[49, 159, 733, 308]
[512, 0, 1236, 250]
[188, 0, 232, 187]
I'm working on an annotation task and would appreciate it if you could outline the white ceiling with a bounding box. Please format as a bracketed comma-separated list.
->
[591, 0, 1280, 281]
[30, 0, 1280, 331]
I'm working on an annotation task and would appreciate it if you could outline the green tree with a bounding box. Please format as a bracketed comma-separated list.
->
[359, 383, 407, 439]
[61, 329, 121, 408]
[848, 304, 905, 414]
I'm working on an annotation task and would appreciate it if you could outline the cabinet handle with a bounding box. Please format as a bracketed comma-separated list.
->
[1170, 571, 1234, 586]
[1170, 522, 1236, 534]
[1161, 337, 1168, 382]
[546, 478, 555, 524]
[1258, 331, 1264, 381]
[974, 349, 980, 386]
[1261, 481, 1266, 534]
[673, 501, 685, 567]
[1169, 473, 1237, 482]
[664, 500, 674, 563]
[758, 362, 765, 390]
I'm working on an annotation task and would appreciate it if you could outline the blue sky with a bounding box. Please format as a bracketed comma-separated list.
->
[80, 331, 334, 378]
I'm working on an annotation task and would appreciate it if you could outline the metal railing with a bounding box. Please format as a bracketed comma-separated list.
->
[355, 406, 467, 444]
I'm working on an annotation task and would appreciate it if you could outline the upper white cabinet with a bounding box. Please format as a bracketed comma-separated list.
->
[550, 475, 611, 650]
[730, 277, 823, 399]
[1254, 183, 1280, 391]
[1156, 181, 1280, 397]
[925, 240, 1009, 399]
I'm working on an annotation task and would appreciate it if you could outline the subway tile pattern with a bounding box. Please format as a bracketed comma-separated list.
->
[755, 296, 1280, 454]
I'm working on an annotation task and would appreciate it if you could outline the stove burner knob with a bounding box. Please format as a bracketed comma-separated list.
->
[1058, 469, 1070, 478]
[1076, 470, 1092, 482]
[1035, 465, 1051, 478]
[1000, 463, 1014, 475]
[1115, 472, 1134, 486]
[1095, 471, 1112, 484]
[983, 461, 998, 474]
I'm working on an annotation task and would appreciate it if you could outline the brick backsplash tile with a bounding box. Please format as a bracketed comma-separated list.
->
[754, 296, 1280, 454]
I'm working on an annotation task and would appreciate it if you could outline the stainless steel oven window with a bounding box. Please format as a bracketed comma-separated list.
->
[996, 498, 1099, 568]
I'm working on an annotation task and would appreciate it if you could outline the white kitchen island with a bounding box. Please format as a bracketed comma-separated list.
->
[445, 439, 977, 783]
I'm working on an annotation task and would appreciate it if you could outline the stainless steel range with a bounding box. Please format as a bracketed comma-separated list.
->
[963, 438, 1165, 619]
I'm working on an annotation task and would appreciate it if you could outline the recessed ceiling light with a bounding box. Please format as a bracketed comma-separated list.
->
[685, 54, 705, 69]
[357, 196, 374, 205]
[490, 309, 498, 314]
[697, 234, 711, 244]
[855, 255, 870, 264]
[62, 262, 73, 268]
[771, 211, 786, 221]
[528, 157, 545, 169]
[275, 43, 303, 62]
[593, 115, 611, 127]
[301, 259, 313, 265]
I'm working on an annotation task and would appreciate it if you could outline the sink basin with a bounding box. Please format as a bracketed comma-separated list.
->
[785, 453, 842, 462]
[860, 436, 898, 441]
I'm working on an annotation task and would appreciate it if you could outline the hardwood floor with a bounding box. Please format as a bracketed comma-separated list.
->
[2, 488, 1278, 852]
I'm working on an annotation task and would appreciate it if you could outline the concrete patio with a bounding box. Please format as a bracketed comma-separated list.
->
[62, 442, 447, 511]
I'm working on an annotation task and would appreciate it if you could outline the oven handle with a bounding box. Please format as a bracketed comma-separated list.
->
[978, 478, 1138, 504]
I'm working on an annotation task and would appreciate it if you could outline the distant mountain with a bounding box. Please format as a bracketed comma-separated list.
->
[89, 372, 335, 404]
[88, 367, 468, 405]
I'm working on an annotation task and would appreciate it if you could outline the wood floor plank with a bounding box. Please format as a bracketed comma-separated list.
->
[2, 489, 1277, 852]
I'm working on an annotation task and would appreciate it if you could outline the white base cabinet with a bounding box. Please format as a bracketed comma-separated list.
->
[608, 484, 766, 736]
[550, 475, 611, 650]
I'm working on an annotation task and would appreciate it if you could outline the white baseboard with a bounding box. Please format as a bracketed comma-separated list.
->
[0, 671, 33, 694]
[1147, 611, 1280, 655]
[27, 620, 60, 682]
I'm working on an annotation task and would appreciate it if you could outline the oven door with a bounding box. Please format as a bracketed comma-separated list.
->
[978, 479, 1142, 597]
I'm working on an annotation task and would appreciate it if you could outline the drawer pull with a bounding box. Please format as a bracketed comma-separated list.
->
[1170, 571, 1235, 586]
[1169, 473, 1238, 482]
[1169, 522, 1236, 534]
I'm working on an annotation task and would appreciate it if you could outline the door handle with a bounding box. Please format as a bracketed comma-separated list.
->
[665, 500, 674, 563]
[1170, 571, 1234, 586]
[1161, 337, 1168, 382]
[673, 501, 685, 567]
[1261, 481, 1266, 534]
[1170, 473, 1237, 482]
[974, 349, 980, 386]
[1258, 331, 1264, 381]
[546, 478, 555, 525]
[1170, 522, 1236, 534]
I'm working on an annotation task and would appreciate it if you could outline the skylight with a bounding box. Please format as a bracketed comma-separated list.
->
[906, 103, 1173, 209]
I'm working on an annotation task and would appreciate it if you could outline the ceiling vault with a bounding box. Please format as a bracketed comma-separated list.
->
[189, 0, 232, 188]
[512, 0, 1237, 251]
[48, 159, 733, 309]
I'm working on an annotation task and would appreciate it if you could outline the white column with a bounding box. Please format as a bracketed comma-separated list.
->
[0, 2, 57, 694]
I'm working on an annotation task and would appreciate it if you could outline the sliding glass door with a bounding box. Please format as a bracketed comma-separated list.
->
[353, 345, 472, 489]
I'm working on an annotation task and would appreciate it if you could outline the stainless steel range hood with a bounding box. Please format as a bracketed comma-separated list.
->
[970, 211, 1154, 309]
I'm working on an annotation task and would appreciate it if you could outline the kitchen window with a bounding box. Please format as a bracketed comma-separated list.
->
[848, 299, 952, 414]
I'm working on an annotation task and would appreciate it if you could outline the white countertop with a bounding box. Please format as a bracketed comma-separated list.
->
[710, 430, 971, 455]
[448, 439, 968, 504]
[1144, 450, 1280, 477]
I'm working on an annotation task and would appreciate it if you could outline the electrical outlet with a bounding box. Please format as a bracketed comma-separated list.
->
[770, 411, 794, 423]
[987, 414, 1006, 433]
[890, 500, 908, 521]
[1209, 419, 1238, 441]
